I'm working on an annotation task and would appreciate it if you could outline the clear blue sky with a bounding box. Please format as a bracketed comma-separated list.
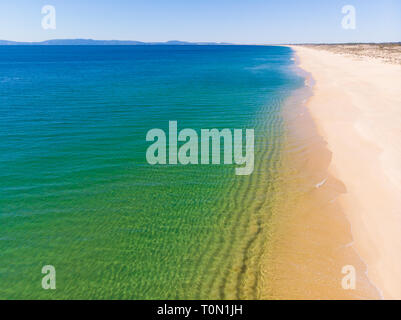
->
[1, 0, 400, 43]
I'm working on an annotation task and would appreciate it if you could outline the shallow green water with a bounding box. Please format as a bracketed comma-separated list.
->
[0, 45, 304, 299]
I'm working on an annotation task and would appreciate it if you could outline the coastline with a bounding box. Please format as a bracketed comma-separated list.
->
[287, 45, 401, 299]
[261, 56, 379, 299]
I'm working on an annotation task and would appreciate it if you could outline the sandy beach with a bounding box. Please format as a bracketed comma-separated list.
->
[291, 45, 401, 299]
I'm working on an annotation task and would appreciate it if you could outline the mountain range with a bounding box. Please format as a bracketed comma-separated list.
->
[0, 39, 234, 46]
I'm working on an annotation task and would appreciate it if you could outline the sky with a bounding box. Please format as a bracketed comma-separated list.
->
[0, 0, 400, 43]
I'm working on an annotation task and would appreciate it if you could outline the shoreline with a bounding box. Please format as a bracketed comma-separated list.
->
[261, 59, 380, 299]
[289, 45, 401, 299]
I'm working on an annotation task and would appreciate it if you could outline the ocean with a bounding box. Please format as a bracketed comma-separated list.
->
[0, 45, 305, 299]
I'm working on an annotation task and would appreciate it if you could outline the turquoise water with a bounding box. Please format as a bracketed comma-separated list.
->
[0, 45, 304, 299]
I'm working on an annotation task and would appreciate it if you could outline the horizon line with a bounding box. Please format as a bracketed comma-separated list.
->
[0, 38, 400, 46]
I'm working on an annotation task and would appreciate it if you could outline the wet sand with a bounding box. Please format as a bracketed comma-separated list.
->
[261, 84, 380, 300]
[282, 45, 401, 299]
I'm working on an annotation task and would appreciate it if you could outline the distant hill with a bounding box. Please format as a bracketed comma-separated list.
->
[0, 39, 234, 46]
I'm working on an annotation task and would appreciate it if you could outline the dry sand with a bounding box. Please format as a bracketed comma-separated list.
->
[291, 45, 401, 299]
